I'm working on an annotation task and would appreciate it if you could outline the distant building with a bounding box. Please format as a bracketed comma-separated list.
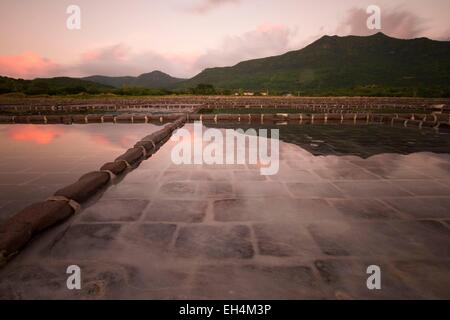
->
[243, 92, 255, 96]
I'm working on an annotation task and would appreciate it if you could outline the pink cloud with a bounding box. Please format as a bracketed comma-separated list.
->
[73, 44, 193, 77]
[256, 23, 285, 33]
[192, 23, 301, 72]
[188, 0, 241, 13]
[0, 23, 303, 79]
[0, 51, 61, 79]
[81, 44, 130, 62]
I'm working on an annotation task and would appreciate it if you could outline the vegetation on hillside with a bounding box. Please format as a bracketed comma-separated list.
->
[1, 33, 449, 97]
[179, 33, 450, 97]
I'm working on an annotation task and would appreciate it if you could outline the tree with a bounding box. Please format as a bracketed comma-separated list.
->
[191, 84, 216, 95]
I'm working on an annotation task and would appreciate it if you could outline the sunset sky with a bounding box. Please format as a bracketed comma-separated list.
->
[0, 0, 449, 79]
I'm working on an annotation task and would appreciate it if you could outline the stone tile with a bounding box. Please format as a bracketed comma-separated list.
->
[122, 223, 177, 251]
[269, 169, 321, 182]
[0, 185, 58, 201]
[145, 200, 207, 223]
[81, 199, 149, 222]
[390, 180, 450, 196]
[190, 265, 324, 299]
[393, 260, 450, 299]
[254, 223, 320, 257]
[213, 198, 342, 222]
[437, 180, 450, 188]
[70, 263, 131, 299]
[307, 221, 425, 257]
[235, 182, 287, 197]
[27, 173, 79, 185]
[329, 199, 402, 220]
[233, 170, 267, 181]
[28, 158, 79, 172]
[287, 182, 345, 198]
[157, 181, 197, 199]
[190, 170, 232, 181]
[201, 163, 248, 170]
[0, 264, 66, 299]
[160, 170, 192, 182]
[124, 264, 190, 298]
[213, 198, 268, 222]
[49, 223, 122, 259]
[102, 183, 156, 199]
[0, 262, 145, 299]
[365, 167, 429, 179]
[389, 221, 450, 258]
[175, 225, 254, 259]
[349, 158, 405, 169]
[285, 160, 309, 169]
[123, 170, 161, 183]
[333, 181, 412, 198]
[383, 197, 450, 219]
[314, 259, 420, 299]
[313, 168, 380, 180]
[197, 181, 234, 198]
[0, 161, 34, 173]
[0, 173, 42, 185]
[294, 199, 345, 221]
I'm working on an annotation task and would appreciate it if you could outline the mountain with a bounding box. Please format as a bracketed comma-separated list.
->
[178, 32, 450, 96]
[0, 76, 113, 95]
[1, 33, 449, 97]
[83, 71, 185, 89]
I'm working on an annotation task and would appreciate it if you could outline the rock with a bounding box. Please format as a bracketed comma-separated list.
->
[100, 161, 128, 175]
[115, 148, 144, 165]
[55, 171, 110, 203]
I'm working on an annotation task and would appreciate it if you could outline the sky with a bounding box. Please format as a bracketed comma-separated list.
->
[0, 0, 449, 79]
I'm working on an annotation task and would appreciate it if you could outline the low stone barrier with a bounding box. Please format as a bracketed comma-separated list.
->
[437, 122, 450, 130]
[0, 116, 186, 267]
[0, 111, 447, 131]
[0, 113, 186, 125]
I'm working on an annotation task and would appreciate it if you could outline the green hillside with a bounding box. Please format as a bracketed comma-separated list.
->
[83, 71, 185, 89]
[178, 33, 450, 96]
[0, 76, 114, 95]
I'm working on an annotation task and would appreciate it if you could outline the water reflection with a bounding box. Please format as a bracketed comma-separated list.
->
[7, 125, 63, 145]
[0, 124, 161, 154]
[0, 123, 162, 221]
[1, 123, 450, 299]
[206, 123, 450, 158]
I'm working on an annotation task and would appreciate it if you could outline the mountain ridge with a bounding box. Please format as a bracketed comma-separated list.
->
[82, 70, 185, 89]
[177, 32, 450, 95]
[1, 33, 449, 97]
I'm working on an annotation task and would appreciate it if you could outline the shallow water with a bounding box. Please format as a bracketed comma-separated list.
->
[205, 123, 450, 157]
[0, 123, 162, 220]
[1, 123, 449, 299]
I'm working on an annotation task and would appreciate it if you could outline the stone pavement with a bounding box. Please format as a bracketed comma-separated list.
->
[0, 124, 449, 299]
